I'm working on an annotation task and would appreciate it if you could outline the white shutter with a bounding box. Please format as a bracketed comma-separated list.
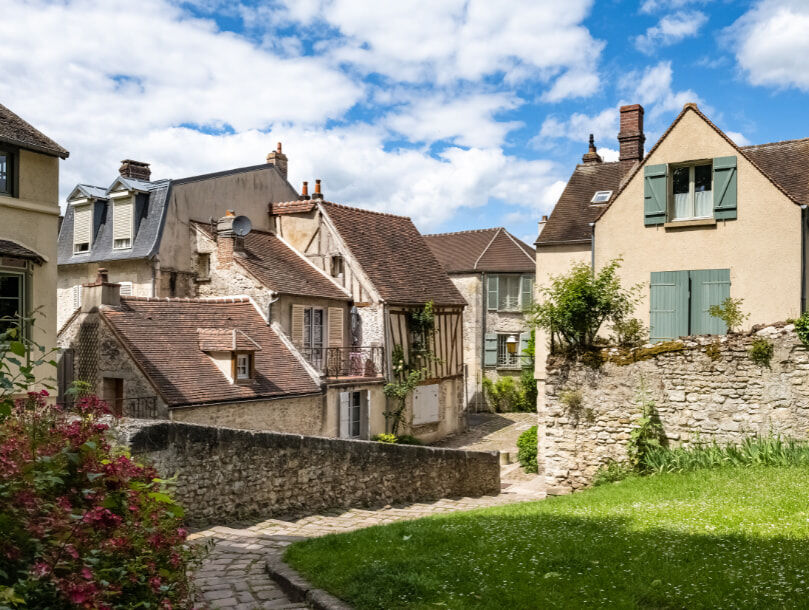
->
[72, 285, 82, 310]
[328, 307, 344, 347]
[73, 205, 92, 248]
[119, 281, 133, 296]
[113, 198, 133, 246]
[291, 305, 305, 346]
[365, 390, 371, 439]
[339, 391, 350, 438]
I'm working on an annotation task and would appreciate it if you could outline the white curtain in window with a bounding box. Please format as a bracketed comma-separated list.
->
[694, 190, 712, 218]
[673, 192, 690, 220]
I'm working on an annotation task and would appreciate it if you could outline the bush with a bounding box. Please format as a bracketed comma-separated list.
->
[482, 375, 535, 413]
[395, 434, 423, 446]
[0, 391, 201, 608]
[748, 337, 774, 368]
[516, 426, 538, 474]
[611, 317, 648, 348]
[592, 461, 634, 486]
[795, 312, 809, 346]
[372, 433, 398, 444]
[627, 389, 666, 472]
[708, 297, 749, 333]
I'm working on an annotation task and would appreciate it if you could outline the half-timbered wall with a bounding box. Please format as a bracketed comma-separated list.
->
[387, 306, 464, 380]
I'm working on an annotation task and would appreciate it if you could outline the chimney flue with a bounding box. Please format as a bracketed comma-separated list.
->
[266, 142, 288, 181]
[581, 133, 602, 165]
[312, 179, 323, 199]
[618, 104, 645, 177]
[119, 159, 151, 181]
[300, 181, 310, 200]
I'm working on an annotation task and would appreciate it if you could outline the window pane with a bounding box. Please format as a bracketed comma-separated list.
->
[0, 275, 20, 298]
[672, 167, 689, 195]
[0, 154, 7, 194]
[694, 164, 711, 192]
[498, 276, 520, 310]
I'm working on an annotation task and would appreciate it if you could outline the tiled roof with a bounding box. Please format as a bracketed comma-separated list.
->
[536, 162, 623, 245]
[269, 200, 316, 215]
[0, 103, 69, 159]
[101, 297, 320, 407]
[424, 228, 535, 273]
[198, 328, 261, 352]
[741, 138, 809, 205]
[193, 223, 349, 301]
[320, 202, 466, 306]
[0, 239, 44, 264]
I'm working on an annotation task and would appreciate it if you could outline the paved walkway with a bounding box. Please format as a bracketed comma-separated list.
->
[190, 491, 543, 609]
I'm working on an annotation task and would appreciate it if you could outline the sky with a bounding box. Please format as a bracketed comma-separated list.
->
[2, 0, 808, 244]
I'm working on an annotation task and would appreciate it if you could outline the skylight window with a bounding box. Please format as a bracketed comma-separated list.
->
[591, 190, 613, 204]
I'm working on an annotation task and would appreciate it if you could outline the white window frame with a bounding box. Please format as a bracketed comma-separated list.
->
[235, 353, 251, 380]
[496, 334, 522, 368]
[498, 275, 521, 312]
[670, 162, 713, 222]
[591, 190, 613, 204]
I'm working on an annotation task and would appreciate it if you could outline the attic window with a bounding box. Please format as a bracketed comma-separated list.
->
[591, 190, 613, 204]
[331, 254, 344, 278]
[112, 196, 134, 250]
[233, 352, 254, 381]
[73, 204, 92, 254]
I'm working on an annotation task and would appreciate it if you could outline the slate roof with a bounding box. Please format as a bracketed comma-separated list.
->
[101, 297, 320, 407]
[424, 228, 535, 273]
[0, 239, 44, 264]
[0, 103, 69, 158]
[320, 202, 466, 307]
[193, 222, 350, 301]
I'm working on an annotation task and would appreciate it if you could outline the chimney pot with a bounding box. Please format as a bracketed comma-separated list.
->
[312, 179, 323, 199]
[581, 133, 602, 165]
[119, 159, 151, 181]
[300, 181, 310, 199]
[618, 104, 645, 177]
[96, 268, 109, 284]
[266, 142, 289, 180]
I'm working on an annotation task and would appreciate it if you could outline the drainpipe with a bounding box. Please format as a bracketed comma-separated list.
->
[589, 222, 596, 271]
[802, 206, 808, 313]
[151, 258, 159, 297]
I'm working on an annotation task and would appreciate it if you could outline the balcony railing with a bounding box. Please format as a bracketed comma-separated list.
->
[302, 346, 385, 379]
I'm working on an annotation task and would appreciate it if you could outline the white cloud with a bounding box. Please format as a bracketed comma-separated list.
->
[726, 0, 809, 92]
[640, 0, 713, 14]
[725, 131, 751, 146]
[618, 61, 705, 120]
[534, 108, 619, 149]
[634, 10, 708, 54]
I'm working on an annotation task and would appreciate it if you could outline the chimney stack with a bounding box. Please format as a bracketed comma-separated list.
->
[81, 268, 121, 311]
[266, 142, 288, 181]
[312, 179, 323, 200]
[300, 181, 310, 200]
[618, 104, 645, 177]
[216, 210, 246, 267]
[119, 159, 151, 182]
[537, 215, 549, 238]
[581, 134, 602, 165]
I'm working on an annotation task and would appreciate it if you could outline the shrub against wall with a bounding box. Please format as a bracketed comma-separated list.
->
[517, 426, 538, 474]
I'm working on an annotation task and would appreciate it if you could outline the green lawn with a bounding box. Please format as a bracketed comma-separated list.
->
[285, 466, 809, 609]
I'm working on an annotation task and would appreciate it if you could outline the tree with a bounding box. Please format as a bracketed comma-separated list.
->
[529, 259, 640, 353]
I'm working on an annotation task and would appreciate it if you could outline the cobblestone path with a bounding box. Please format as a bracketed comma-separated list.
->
[190, 490, 543, 609]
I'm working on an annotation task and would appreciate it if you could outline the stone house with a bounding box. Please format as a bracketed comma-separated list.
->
[269, 194, 468, 442]
[56, 144, 296, 329]
[424, 228, 535, 410]
[0, 103, 69, 387]
[58, 270, 333, 435]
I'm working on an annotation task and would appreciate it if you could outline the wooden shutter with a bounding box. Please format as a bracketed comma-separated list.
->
[291, 304, 305, 346]
[339, 391, 350, 438]
[650, 271, 689, 342]
[484, 332, 498, 366]
[72, 285, 82, 310]
[487, 275, 499, 310]
[519, 331, 531, 366]
[73, 205, 92, 247]
[690, 269, 730, 335]
[520, 276, 533, 309]
[644, 164, 668, 226]
[328, 307, 344, 347]
[113, 199, 133, 242]
[713, 156, 737, 220]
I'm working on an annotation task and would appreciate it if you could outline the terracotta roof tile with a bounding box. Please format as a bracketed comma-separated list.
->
[741, 138, 809, 205]
[101, 298, 320, 407]
[193, 223, 349, 301]
[198, 328, 261, 352]
[269, 200, 316, 215]
[321, 202, 466, 306]
[0, 103, 69, 158]
[424, 228, 535, 273]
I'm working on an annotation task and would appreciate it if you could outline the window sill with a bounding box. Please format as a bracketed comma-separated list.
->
[664, 218, 716, 230]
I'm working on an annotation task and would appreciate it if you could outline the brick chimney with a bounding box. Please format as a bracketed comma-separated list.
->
[81, 268, 121, 312]
[266, 142, 288, 181]
[618, 104, 645, 177]
[312, 179, 323, 200]
[119, 159, 151, 181]
[216, 210, 247, 267]
[581, 134, 602, 165]
[537, 215, 549, 238]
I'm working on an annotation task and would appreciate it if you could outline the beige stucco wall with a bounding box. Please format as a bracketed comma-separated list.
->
[595, 109, 803, 335]
[324, 382, 387, 439]
[398, 377, 465, 443]
[450, 274, 483, 408]
[0, 149, 61, 388]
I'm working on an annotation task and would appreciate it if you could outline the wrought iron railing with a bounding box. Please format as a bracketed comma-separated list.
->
[301, 346, 384, 379]
[126, 396, 158, 419]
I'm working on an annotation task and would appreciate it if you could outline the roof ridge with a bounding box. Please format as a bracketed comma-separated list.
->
[190, 219, 275, 237]
[424, 227, 502, 237]
[499, 229, 537, 262]
[741, 136, 809, 150]
[321, 200, 412, 220]
[473, 228, 503, 270]
[120, 296, 251, 303]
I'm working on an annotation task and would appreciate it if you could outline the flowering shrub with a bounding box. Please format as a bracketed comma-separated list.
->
[0, 391, 200, 608]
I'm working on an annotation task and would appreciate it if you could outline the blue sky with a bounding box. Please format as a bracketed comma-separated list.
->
[2, 0, 808, 243]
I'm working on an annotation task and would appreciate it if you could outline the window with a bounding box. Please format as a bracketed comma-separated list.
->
[0, 150, 13, 196]
[497, 334, 521, 367]
[0, 271, 25, 337]
[197, 253, 211, 280]
[331, 254, 344, 278]
[591, 190, 613, 204]
[112, 197, 133, 249]
[339, 390, 364, 438]
[487, 275, 533, 312]
[671, 163, 712, 221]
[73, 204, 92, 253]
[485, 331, 530, 368]
[236, 354, 251, 379]
[303, 307, 324, 367]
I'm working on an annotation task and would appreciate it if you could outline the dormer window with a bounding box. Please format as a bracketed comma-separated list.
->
[591, 190, 612, 204]
[235, 352, 252, 380]
[111, 191, 134, 249]
[198, 328, 260, 384]
[73, 203, 92, 253]
[672, 163, 712, 221]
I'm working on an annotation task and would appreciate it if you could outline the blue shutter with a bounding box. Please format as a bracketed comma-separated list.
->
[650, 271, 689, 342]
[487, 275, 499, 310]
[520, 276, 533, 309]
[690, 269, 730, 335]
[713, 156, 737, 220]
[644, 164, 668, 226]
[484, 333, 498, 366]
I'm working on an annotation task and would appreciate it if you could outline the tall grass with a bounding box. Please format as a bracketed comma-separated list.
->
[642, 435, 809, 474]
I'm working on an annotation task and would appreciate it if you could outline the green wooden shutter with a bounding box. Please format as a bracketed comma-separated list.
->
[487, 275, 499, 310]
[484, 332, 498, 366]
[519, 331, 531, 367]
[520, 276, 533, 309]
[713, 156, 737, 220]
[689, 269, 730, 335]
[650, 271, 689, 342]
[644, 164, 668, 226]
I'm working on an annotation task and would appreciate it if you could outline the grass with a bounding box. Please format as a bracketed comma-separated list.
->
[285, 466, 809, 609]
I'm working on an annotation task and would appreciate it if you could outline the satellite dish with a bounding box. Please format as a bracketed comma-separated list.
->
[231, 215, 252, 237]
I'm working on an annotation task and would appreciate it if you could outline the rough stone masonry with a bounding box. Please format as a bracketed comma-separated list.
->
[541, 324, 809, 493]
[124, 421, 501, 524]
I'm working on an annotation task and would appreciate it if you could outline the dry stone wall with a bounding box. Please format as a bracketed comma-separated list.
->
[542, 324, 809, 494]
[124, 421, 500, 524]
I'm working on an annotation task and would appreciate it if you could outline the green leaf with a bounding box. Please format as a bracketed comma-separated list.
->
[8, 342, 25, 357]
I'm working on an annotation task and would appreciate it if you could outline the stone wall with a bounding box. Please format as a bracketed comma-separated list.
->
[541, 325, 809, 493]
[125, 421, 501, 524]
